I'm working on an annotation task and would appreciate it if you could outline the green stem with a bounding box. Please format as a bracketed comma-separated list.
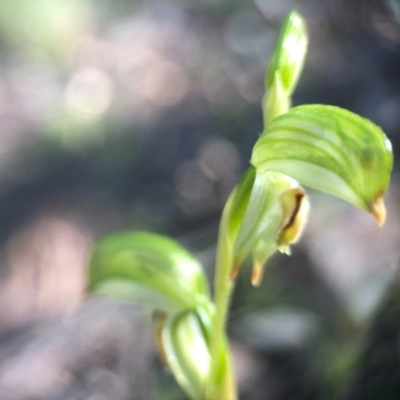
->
[207, 215, 238, 400]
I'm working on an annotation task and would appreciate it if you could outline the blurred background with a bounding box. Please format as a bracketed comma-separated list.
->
[0, 0, 399, 399]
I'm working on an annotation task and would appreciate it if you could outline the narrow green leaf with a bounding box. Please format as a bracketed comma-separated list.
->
[88, 232, 210, 311]
[251, 105, 393, 223]
[266, 11, 308, 95]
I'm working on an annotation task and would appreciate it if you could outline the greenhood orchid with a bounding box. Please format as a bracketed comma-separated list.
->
[87, 10, 393, 400]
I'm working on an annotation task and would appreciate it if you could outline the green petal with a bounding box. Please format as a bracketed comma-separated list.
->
[162, 309, 211, 400]
[266, 11, 308, 95]
[250, 186, 309, 287]
[233, 169, 297, 266]
[251, 104, 393, 223]
[88, 232, 210, 311]
[251, 237, 277, 287]
[220, 167, 304, 281]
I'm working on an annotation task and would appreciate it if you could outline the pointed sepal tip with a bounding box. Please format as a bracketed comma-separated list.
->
[372, 196, 386, 226]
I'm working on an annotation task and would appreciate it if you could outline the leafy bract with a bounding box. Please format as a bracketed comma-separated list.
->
[88, 232, 210, 312]
[252, 104, 393, 224]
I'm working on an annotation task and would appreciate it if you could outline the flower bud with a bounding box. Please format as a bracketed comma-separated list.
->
[266, 11, 308, 95]
[162, 308, 211, 400]
[263, 71, 290, 126]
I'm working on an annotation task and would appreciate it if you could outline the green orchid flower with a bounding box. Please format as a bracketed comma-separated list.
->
[87, 10, 393, 400]
[221, 103, 392, 287]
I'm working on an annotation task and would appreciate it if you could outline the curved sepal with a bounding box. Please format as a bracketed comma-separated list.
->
[251, 105, 393, 224]
[88, 232, 210, 312]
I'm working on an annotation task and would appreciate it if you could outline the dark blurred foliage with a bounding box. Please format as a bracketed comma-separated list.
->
[0, 0, 399, 399]
[343, 283, 400, 400]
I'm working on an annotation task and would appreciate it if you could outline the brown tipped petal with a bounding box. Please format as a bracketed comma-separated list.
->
[251, 262, 264, 287]
[372, 196, 386, 226]
[276, 188, 309, 247]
